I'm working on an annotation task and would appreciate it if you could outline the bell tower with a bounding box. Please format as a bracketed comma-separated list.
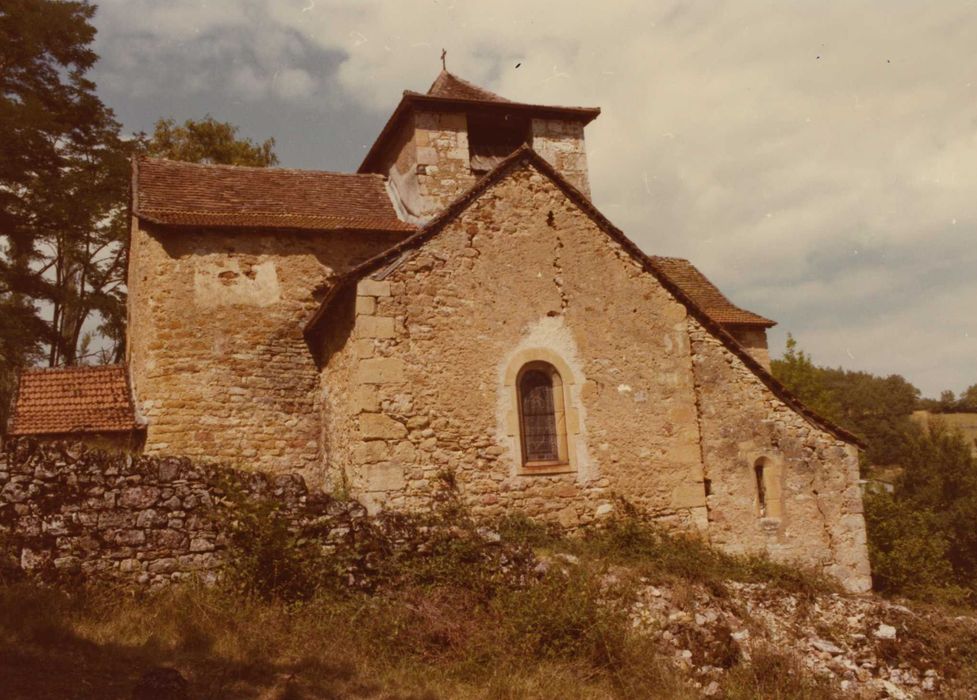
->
[359, 71, 600, 221]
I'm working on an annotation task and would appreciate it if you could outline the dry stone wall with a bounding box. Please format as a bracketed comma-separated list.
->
[126, 222, 404, 486]
[0, 440, 368, 585]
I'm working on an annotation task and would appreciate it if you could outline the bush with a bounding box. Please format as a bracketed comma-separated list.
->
[723, 646, 842, 699]
[565, 500, 835, 597]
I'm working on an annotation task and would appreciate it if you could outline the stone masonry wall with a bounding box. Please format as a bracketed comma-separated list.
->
[0, 440, 367, 585]
[530, 119, 591, 196]
[689, 318, 872, 592]
[320, 163, 708, 529]
[126, 221, 404, 486]
[378, 112, 592, 221]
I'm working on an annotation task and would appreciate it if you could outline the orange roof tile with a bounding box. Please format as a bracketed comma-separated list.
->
[652, 257, 776, 327]
[134, 157, 416, 233]
[426, 70, 511, 102]
[8, 365, 142, 436]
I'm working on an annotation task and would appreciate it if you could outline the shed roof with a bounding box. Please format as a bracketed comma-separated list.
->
[7, 365, 142, 436]
[652, 257, 775, 328]
[133, 157, 416, 233]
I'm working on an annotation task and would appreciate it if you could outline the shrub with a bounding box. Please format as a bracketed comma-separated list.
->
[566, 500, 835, 597]
[722, 646, 843, 699]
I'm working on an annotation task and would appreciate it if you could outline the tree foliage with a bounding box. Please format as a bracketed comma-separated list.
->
[865, 421, 977, 602]
[139, 116, 278, 167]
[771, 334, 919, 465]
[1, 1, 280, 434]
[1, 0, 131, 428]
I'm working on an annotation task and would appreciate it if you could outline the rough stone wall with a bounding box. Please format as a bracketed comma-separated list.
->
[411, 110, 479, 218]
[126, 221, 403, 485]
[377, 111, 593, 220]
[320, 164, 707, 529]
[726, 326, 771, 370]
[689, 318, 871, 592]
[531, 119, 590, 196]
[0, 441, 367, 585]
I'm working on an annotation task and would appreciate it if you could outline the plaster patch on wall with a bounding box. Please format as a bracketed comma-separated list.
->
[193, 259, 280, 308]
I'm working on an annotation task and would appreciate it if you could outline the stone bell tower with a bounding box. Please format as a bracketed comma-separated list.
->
[358, 70, 600, 222]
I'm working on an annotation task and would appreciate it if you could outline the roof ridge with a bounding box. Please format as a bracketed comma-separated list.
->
[20, 364, 125, 374]
[137, 156, 386, 179]
[426, 69, 511, 102]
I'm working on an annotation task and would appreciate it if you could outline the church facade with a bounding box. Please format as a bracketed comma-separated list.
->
[9, 72, 871, 591]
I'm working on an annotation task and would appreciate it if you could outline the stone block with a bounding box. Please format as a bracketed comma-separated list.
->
[359, 414, 408, 440]
[357, 279, 390, 297]
[355, 358, 406, 384]
[365, 463, 406, 492]
[352, 440, 391, 464]
[357, 316, 396, 339]
[351, 385, 379, 413]
[355, 296, 376, 315]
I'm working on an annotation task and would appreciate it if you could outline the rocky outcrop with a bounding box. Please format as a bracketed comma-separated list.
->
[628, 578, 977, 699]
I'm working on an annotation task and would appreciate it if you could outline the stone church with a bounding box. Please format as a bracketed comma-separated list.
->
[8, 71, 871, 591]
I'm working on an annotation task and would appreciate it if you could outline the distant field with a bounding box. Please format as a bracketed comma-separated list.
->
[911, 411, 977, 456]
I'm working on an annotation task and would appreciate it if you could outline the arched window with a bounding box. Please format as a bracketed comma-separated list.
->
[753, 457, 783, 519]
[517, 362, 569, 466]
[754, 462, 767, 517]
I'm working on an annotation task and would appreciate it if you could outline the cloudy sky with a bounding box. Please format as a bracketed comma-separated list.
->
[89, 0, 976, 397]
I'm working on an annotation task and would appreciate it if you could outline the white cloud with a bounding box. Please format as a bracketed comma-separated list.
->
[91, 0, 977, 395]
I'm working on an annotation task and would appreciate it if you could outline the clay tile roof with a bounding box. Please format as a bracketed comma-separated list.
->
[7, 365, 142, 436]
[426, 70, 511, 102]
[134, 157, 416, 233]
[652, 257, 776, 327]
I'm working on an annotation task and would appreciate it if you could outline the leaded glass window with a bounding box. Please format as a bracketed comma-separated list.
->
[519, 369, 560, 462]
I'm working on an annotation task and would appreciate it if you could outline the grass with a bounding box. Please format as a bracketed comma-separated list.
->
[496, 504, 839, 599]
[0, 502, 861, 699]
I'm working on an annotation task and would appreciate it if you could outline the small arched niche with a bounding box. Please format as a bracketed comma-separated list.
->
[753, 456, 784, 520]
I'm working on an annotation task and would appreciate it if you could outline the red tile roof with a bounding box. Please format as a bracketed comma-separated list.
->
[652, 257, 776, 327]
[133, 157, 416, 233]
[8, 365, 142, 436]
[426, 70, 511, 102]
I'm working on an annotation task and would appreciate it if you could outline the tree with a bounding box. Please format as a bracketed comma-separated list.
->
[771, 335, 919, 465]
[1, 0, 130, 426]
[140, 116, 278, 167]
[770, 334, 843, 424]
[865, 420, 977, 602]
[957, 384, 977, 412]
[939, 390, 957, 412]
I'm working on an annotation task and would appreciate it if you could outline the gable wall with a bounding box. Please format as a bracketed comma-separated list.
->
[320, 166, 708, 528]
[126, 220, 402, 485]
[689, 318, 871, 592]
